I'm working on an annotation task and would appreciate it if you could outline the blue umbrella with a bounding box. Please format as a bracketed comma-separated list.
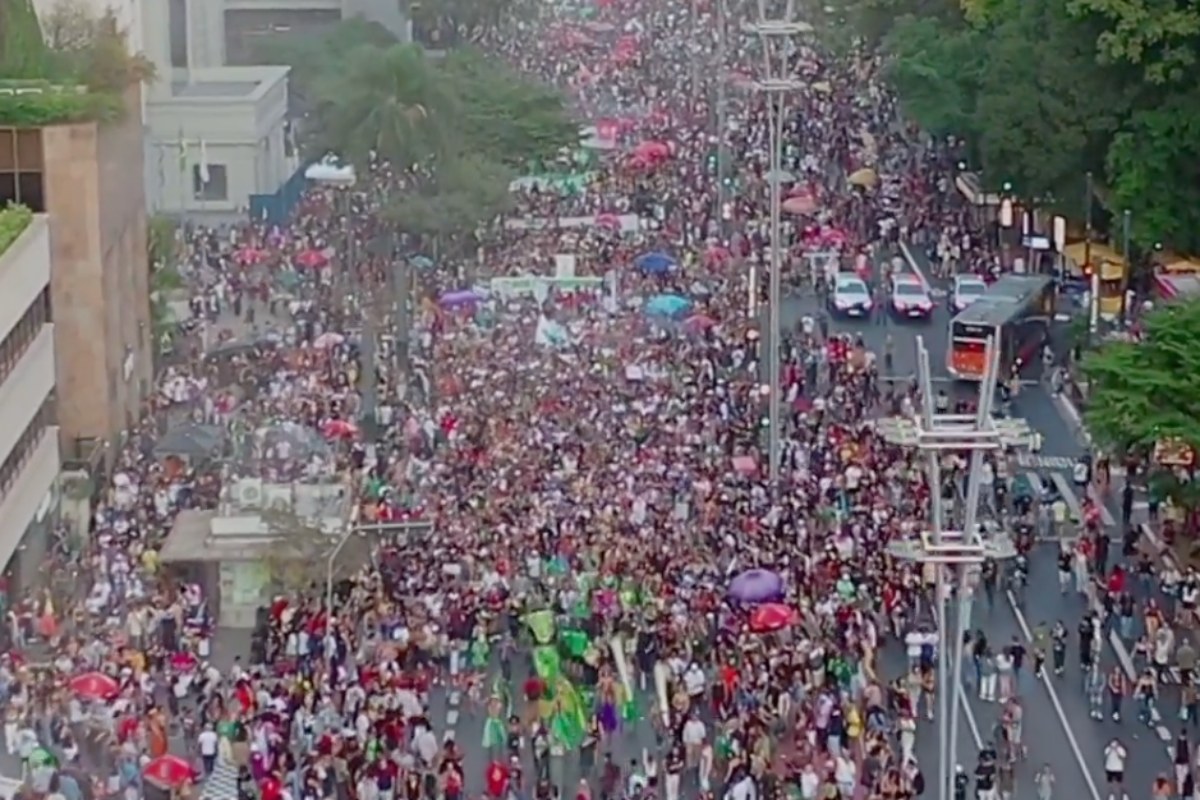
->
[410, 255, 434, 270]
[635, 251, 677, 275]
[645, 293, 691, 317]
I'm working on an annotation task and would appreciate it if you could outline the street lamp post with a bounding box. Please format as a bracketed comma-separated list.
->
[305, 159, 380, 442]
[744, 1, 810, 493]
[875, 337, 1032, 800]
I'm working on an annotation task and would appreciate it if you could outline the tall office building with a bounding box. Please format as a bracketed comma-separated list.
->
[0, 208, 61, 592]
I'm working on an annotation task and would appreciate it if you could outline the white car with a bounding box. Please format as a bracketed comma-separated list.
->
[890, 274, 934, 319]
[829, 274, 873, 317]
[950, 275, 988, 313]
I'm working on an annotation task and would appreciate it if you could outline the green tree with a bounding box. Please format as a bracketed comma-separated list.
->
[1082, 299, 1200, 462]
[252, 18, 398, 108]
[970, 0, 1121, 208]
[882, 16, 980, 137]
[1067, 0, 1200, 85]
[439, 48, 578, 167]
[311, 44, 457, 169]
[1104, 90, 1200, 252]
[0, 0, 50, 78]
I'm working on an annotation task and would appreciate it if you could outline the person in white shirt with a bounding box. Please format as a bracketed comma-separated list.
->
[681, 715, 706, 766]
[799, 764, 820, 800]
[198, 724, 219, 775]
[1103, 739, 1127, 800]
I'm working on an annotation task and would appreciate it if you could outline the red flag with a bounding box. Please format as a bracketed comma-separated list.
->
[485, 761, 509, 798]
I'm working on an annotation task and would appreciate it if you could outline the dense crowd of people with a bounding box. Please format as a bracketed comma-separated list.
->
[5, 0, 1188, 799]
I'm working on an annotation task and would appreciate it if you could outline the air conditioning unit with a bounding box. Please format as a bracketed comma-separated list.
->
[236, 479, 263, 509]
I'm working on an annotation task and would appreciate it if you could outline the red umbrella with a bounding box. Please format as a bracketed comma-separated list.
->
[633, 140, 670, 161]
[749, 603, 797, 633]
[69, 671, 119, 700]
[321, 419, 358, 439]
[295, 249, 327, 269]
[143, 755, 197, 789]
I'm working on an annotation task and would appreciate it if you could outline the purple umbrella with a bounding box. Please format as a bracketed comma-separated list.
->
[440, 289, 482, 307]
[728, 568, 784, 603]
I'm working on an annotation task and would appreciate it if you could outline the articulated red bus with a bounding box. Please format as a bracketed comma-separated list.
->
[947, 274, 1057, 380]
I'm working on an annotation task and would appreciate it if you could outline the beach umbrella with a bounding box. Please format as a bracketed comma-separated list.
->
[782, 193, 817, 215]
[313, 332, 345, 350]
[634, 251, 677, 275]
[749, 603, 797, 633]
[644, 294, 691, 317]
[69, 671, 119, 700]
[729, 568, 784, 603]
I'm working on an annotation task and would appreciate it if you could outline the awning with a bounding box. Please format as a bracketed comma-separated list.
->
[1062, 242, 1126, 278]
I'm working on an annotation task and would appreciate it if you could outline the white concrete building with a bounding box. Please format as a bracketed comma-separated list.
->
[0, 215, 62, 590]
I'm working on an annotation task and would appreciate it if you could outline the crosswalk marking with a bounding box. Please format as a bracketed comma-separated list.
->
[1018, 454, 1077, 470]
[1025, 470, 1046, 496]
[1049, 471, 1085, 521]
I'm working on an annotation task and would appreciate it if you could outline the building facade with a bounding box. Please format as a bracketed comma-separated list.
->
[0, 89, 154, 458]
[0, 213, 62, 590]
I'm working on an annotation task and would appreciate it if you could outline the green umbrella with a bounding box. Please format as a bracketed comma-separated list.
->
[29, 747, 57, 768]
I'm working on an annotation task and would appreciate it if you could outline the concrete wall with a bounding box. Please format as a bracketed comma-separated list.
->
[0, 216, 51, 343]
[0, 214, 60, 576]
[41, 87, 152, 446]
[146, 68, 290, 213]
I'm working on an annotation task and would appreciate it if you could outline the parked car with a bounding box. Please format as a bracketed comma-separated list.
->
[890, 273, 934, 319]
[828, 273, 873, 317]
[950, 274, 988, 313]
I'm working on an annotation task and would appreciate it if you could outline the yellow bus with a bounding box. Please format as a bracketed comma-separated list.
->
[1062, 242, 1126, 319]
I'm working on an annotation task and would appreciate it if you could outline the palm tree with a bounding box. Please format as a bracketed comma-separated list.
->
[312, 44, 457, 171]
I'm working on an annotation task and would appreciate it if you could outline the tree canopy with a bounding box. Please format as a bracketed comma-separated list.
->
[261, 21, 576, 240]
[1082, 299, 1200, 458]
[864, 0, 1200, 251]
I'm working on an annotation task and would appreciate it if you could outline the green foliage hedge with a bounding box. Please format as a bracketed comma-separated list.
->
[0, 85, 122, 126]
[0, 203, 33, 259]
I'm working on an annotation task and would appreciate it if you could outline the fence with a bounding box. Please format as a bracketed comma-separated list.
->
[247, 162, 309, 225]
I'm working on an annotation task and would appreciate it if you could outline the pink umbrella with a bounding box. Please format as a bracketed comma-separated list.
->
[732, 455, 758, 475]
[683, 314, 717, 333]
[704, 245, 731, 266]
[236, 247, 265, 265]
[594, 213, 622, 230]
[782, 193, 817, 215]
[295, 249, 327, 269]
[170, 652, 198, 671]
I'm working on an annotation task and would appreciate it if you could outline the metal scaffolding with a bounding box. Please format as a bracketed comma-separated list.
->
[875, 337, 1031, 800]
[743, 0, 810, 491]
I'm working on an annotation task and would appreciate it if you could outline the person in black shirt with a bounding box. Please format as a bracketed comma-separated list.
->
[665, 744, 685, 800]
[953, 765, 969, 800]
[1052, 621, 1068, 675]
[1079, 616, 1096, 671]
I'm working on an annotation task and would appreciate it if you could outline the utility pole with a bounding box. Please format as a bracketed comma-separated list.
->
[714, 0, 729, 228]
[744, 0, 808, 493]
[394, 257, 412, 391]
[877, 337, 1031, 800]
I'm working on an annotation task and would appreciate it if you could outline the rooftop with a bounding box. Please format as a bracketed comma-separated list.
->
[0, 204, 33, 260]
[171, 81, 261, 99]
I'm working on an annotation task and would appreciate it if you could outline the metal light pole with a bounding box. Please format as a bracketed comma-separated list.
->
[1121, 209, 1132, 323]
[877, 337, 1030, 800]
[745, 1, 809, 492]
[714, 0, 729, 227]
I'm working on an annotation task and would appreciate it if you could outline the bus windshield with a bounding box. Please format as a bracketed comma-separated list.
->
[949, 321, 996, 377]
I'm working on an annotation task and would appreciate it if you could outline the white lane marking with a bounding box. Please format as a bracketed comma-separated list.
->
[1024, 469, 1046, 496]
[956, 678, 985, 749]
[898, 241, 933, 294]
[1050, 472, 1084, 520]
[1007, 589, 1105, 800]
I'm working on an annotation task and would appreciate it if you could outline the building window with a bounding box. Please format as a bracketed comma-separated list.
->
[192, 164, 228, 201]
[0, 288, 52, 388]
[169, 0, 190, 68]
[0, 394, 56, 502]
[0, 129, 45, 211]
